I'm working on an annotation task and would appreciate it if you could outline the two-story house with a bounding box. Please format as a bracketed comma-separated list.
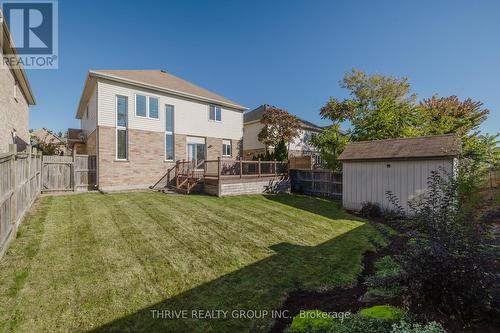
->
[71, 69, 246, 191]
[0, 11, 36, 152]
[243, 104, 322, 160]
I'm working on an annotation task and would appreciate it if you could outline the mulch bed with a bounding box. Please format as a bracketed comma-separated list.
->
[270, 218, 500, 333]
[270, 229, 405, 333]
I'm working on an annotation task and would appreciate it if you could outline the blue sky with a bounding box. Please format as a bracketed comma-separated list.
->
[26, 0, 499, 134]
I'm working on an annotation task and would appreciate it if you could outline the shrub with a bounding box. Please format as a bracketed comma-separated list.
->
[387, 170, 495, 322]
[326, 314, 393, 333]
[360, 201, 382, 218]
[363, 256, 406, 301]
[287, 310, 334, 333]
[358, 305, 406, 321]
[391, 320, 447, 333]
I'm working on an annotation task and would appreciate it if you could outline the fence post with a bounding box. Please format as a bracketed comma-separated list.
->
[38, 151, 42, 193]
[217, 157, 221, 180]
[258, 158, 261, 178]
[72, 148, 77, 192]
[273, 159, 277, 177]
[8, 144, 17, 239]
[175, 161, 180, 188]
[26, 145, 31, 207]
[239, 158, 242, 179]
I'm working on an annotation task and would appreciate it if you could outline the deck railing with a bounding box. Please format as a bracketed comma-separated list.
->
[203, 158, 288, 179]
[152, 158, 289, 193]
[174, 158, 288, 180]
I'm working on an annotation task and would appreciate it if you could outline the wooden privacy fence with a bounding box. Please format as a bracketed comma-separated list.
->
[42, 154, 96, 192]
[290, 169, 342, 198]
[0, 144, 42, 256]
[289, 156, 313, 170]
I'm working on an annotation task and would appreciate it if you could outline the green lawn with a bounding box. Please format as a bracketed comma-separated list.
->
[0, 192, 387, 333]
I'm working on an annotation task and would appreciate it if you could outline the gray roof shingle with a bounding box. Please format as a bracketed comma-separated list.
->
[339, 134, 461, 161]
[91, 69, 246, 110]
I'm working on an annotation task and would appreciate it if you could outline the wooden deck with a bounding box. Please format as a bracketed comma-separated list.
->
[153, 158, 290, 196]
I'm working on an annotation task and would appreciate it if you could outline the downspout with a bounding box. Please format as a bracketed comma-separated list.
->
[95, 80, 99, 190]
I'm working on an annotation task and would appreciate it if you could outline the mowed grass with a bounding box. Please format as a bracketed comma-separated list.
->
[0, 192, 387, 332]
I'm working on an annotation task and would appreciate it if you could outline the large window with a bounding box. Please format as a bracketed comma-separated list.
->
[209, 105, 221, 122]
[149, 97, 159, 119]
[165, 105, 174, 161]
[116, 95, 128, 160]
[135, 94, 159, 119]
[135, 94, 147, 117]
[222, 139, 232, 157]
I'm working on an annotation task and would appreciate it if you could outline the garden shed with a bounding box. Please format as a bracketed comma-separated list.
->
[339, 134, 461, 214]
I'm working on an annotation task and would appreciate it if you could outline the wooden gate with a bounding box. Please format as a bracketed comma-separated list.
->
[42, 154, 96, 192]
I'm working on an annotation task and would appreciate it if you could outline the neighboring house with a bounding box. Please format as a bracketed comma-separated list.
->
[31, 128, 68, 155]
[339, 134, 461, 214]
[71, 69, 246, 191]
[242, 104, 322, 160]
[0, 11, 36, 152]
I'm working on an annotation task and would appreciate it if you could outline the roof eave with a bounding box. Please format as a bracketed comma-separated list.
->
[75, 72, 93, 119]
[339, 155, 459, 162]
[88, 71, 248, 112]
[1, 16, 36, 105]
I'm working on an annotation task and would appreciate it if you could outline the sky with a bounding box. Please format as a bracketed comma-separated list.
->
[24, 0, 500, 135]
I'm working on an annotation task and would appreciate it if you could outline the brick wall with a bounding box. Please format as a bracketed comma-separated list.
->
[0, 68, 29, 152]
[98, 126, 173, 191]
[207, 137, 222, 160]
[97, 126, 240, 191]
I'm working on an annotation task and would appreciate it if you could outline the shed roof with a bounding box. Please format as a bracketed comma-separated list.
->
[338, 134, 461, 161]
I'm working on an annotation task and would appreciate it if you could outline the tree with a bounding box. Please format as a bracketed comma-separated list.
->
[320, 69, 421, 141]
[318, 69, 496, 174]
[350, 98, 421, 141]
[258, 107, 301, 149]
[257, 106, 301, 151]
[341, 68, 416, 105]
[418, 95, 489, 137]
[273, 139, 288, 161]
[310, 124, 349, 171]
[417, 95, 492, 161]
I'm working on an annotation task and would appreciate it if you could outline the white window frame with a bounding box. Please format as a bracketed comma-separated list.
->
[222, 139, 232, 157]
[165, 104, 175, 161]
[148, 96, 159, 120]
[208, 105, 222, 122]
[134, 94, 160, 120]
[116, 95, 128, 161]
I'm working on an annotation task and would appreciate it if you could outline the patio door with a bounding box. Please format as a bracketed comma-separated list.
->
[187, 137, 206, 168]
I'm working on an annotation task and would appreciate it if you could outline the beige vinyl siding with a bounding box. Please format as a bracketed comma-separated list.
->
[289, 128, 319, 152]
[342, 159, 454, 214]
[81, 84, 97, 135]
[243, 121, 319, 152]
[243, 121, 264, 151]
[97, 79, 243, 140]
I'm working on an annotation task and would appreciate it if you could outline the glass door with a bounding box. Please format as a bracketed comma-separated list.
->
[187, 143, 206, 168]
